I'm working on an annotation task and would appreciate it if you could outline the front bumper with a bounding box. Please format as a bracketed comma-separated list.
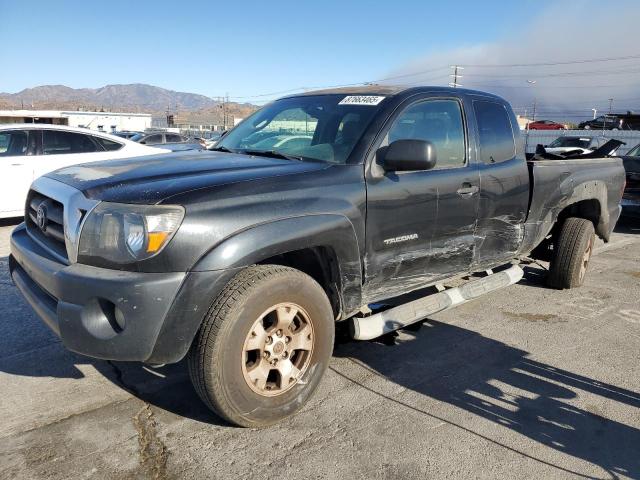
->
[10, 223, 237, 364]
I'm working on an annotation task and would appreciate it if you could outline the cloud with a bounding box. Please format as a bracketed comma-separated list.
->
[382, 1, 640, 121]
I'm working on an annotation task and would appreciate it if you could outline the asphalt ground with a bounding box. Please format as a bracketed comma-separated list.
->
[0, 217, 639, 480]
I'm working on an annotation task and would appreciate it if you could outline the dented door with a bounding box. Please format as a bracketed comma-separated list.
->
[471, 99, 529, 266]
[363, 95, 479, 301]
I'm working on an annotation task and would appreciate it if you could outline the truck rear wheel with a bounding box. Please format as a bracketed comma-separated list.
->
[547, 217, 595, 289]
[188, 265, 334, 427]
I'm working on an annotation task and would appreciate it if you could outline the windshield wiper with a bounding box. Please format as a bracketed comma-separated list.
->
[242, 149, 304, 161]
[210, 145, 234, 153]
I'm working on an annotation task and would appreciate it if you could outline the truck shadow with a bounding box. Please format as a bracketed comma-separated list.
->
[615, 216, 640, 234]
[3, 251, 640, 445]
[332, 320, 640, 479]
[0, 254, 228, 426]
[0, 217, 23, 228]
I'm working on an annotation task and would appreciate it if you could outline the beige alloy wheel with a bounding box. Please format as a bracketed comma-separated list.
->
[241, 302, 314, 397]
[188, 264, 334, 427]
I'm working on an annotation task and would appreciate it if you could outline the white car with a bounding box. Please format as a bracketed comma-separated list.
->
[544, 136, 603, 156]
[0, 124, 167, 218]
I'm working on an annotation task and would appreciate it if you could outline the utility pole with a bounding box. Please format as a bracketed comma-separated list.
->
[592, 108, 597, 119]
[219, 95, 229, 130]
[449, 65, 464, 88]
[526, 80, 537, 122]
[225, 93, 229, 130]
[602, 98, 614, 131]
[524, 80, 537, 152]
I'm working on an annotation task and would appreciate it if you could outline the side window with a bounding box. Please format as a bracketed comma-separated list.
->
[141, 134, 162, 145]
[385, 99, 466, 169]
[165, 134, 183, 142]
[43, 131, 99, 155]
[94, 137, 124, 151]
[473, 101, 516, 164]
[0, 130, 29, 157]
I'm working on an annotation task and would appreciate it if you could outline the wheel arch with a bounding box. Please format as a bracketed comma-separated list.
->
[192, 214, 364, 319]
[551, 181, 613, 242]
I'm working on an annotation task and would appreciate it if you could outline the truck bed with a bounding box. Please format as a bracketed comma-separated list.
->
[519, 157, 625, 255]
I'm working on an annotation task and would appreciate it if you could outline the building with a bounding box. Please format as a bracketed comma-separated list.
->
[0, 109, 152, 133]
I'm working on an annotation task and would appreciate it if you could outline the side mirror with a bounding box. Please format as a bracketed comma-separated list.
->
[380, 139, 437, 171]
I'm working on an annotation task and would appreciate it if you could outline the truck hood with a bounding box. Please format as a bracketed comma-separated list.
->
[46, 150, 330, 204]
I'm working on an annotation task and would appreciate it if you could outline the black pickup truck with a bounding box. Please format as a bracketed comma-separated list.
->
[9, 86, 625, 427]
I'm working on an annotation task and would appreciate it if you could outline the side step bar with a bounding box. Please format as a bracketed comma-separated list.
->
[349, 265, 524, 340]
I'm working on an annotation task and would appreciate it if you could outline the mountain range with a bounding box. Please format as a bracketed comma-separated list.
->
[0, 83, 258, 123]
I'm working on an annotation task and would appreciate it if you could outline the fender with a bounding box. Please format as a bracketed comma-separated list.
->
[550, 180, 612, 240]
[521, 179, 614, 255]
[193, 214, 364, 314]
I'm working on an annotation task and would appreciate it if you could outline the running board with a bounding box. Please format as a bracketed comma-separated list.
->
[349, 265, 524, 340]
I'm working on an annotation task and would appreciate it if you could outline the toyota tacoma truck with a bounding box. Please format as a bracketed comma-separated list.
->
[9, 86, 625, 427]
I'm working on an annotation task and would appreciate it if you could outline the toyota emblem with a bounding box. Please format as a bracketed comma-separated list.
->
[36, 204, 48, 231]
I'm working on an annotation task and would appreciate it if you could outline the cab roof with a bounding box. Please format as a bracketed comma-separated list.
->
[285, 84, 505, 101]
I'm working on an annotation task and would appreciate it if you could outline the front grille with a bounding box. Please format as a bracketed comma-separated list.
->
[26, 189, 69, 262]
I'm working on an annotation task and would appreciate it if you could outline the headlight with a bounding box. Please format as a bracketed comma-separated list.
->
[78, 202, 184, 265]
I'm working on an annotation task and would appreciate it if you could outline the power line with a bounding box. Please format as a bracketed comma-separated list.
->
[226, 67, 450, 101]
[210, 54, 640, 104]
[458, 66, 640, 79]
[462, 53, 640, 68]
[466, 82, 640, 89]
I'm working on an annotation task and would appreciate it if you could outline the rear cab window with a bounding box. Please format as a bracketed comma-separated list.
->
[473, 101, 516, 164]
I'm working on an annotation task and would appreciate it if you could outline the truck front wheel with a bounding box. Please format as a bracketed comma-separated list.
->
[187, 265, 334, 427]
[547, 217, 595, 289]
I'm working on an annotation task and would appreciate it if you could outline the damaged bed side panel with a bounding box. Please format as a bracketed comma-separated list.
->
[519, 158, 626, 254]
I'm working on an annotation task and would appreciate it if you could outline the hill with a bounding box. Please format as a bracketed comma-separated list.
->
[0, 83, 259, 124]
[0, 83, 219, 111]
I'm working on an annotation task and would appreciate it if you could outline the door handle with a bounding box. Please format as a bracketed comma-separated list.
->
[457, 183, 479, 196]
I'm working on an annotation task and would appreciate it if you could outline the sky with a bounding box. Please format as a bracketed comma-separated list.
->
[1, 0, 639, 120]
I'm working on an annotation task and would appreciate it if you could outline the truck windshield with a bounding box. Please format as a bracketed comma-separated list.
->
[216, 94, 385, 164]
[548, 137, 591, 149]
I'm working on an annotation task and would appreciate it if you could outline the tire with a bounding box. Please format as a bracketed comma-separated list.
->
[188, 265, 334, 427]
[547, 217, 595, 289]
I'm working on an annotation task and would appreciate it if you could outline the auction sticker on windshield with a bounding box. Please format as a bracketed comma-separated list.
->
[339, 95, 385, 106]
